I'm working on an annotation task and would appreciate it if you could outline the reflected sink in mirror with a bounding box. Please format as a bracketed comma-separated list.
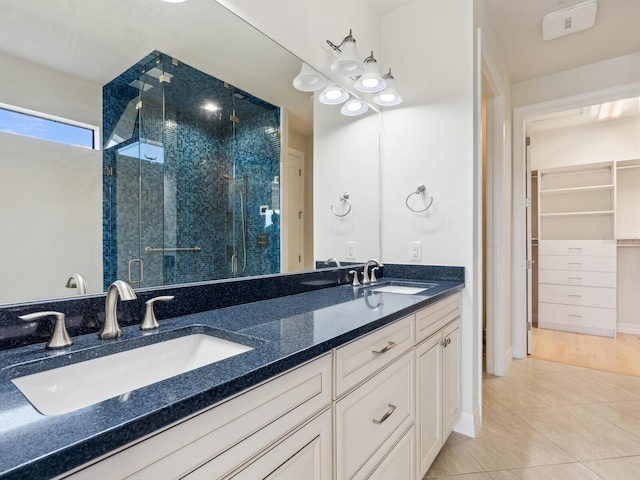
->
[11, 332, 254, 416]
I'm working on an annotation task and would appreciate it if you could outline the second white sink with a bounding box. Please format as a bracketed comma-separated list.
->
[12, 334, 253, 416]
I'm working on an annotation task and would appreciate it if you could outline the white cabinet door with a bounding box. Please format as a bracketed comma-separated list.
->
[367, 426, 416, 480]
[223, 409, 332, 480]
[415, 331, 443, 479]
[443, 319, 461, 437]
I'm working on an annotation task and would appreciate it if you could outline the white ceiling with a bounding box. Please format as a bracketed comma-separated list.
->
[0, 0, 314, 134]
[481, 0, 640, 84]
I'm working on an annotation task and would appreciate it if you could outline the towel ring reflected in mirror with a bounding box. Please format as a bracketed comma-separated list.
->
[405, 184, 434, 213]
[331, 192, 352, 217]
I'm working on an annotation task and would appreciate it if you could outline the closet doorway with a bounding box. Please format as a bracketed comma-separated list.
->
[523, 93, 640, 377]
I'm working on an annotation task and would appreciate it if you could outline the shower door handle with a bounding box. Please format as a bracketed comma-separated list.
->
[128, 258, 144, 284]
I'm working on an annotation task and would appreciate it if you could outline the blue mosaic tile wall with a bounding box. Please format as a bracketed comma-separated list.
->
[103, 52, 281, 290]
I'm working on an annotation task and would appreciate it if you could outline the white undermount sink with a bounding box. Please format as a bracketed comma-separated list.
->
[371, 285, 429, 295]
[12, 334, 253, 416]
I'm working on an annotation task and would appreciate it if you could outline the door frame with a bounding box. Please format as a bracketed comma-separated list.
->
[480, 31, 509, 376]
[512, 81, 640, 358]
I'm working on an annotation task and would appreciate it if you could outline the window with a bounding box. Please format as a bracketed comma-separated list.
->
[0, 103, 99, 150]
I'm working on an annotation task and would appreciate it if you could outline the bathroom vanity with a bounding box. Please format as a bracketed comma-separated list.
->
[0, 266, 463, 480]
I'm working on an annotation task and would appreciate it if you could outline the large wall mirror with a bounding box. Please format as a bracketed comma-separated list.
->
[0, 0, 380, 305]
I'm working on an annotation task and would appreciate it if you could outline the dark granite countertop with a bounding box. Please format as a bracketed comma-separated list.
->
[0, 277, 463, 480]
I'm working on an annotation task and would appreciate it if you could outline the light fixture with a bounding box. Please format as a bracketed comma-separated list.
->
[293, 63, 327, 92]
[597, 99, 626, 121]
[354, 52, 386, 93]
[202, 103, 220, 112]
[319, 83, 349, 105]
[340, 97, 369, 116]
[327, 30, 366, 77]
[373, 69, 403, 106]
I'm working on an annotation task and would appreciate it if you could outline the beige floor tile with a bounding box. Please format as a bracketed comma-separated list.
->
[581, 369, 640, 400]
[482, 389, 507, 412]
[460, 410, 576, 471]
[582, 455, 640, 480]
[512, 405, 640, 461]
[425, 433, 485, 477]
[534, 370, 639, 404]
[581, 400, 640, 438]
[425, 473, 493, 480]
[487, 463, 602, 479]
[482, 373, 572, 410]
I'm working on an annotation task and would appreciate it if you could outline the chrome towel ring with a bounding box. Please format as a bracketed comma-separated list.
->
[406, 184, 434, 213]
[331, 192, 352, 217]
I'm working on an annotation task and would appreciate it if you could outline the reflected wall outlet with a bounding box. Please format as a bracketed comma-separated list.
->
[410, 241, 422, 261]
[346, 242, 356, 260]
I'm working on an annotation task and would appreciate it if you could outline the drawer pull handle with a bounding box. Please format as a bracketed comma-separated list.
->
[372, 341, 396, 355]
[568, 294, 583, 298]
[569, 314, 582, 318]
[372, 404, 397, 425]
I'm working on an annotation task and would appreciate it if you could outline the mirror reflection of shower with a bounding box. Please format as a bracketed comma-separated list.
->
[223, 173, 248, 275]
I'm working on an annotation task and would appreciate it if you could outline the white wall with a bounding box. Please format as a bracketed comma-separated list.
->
[379, 0, 480, 435]
[313, 99, 380, 263]
[0, 51, 103, 303]
[513, 52, 640, 108]
[531, 116, 640, 170]
[220, 0, 488, 436]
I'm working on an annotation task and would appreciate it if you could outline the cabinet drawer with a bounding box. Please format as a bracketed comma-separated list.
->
[358, 425, 415, 480]
[65, 354, 332, 480]
[538, 240, 616, 257]
[334, 315, 414, 398]
[415, 293, 461, 343]
[538, 269, 616, 288]
[187, 408, 333, 480]
[538, 254, 616, 272]
[538, 284, 616, 309]
[335, 351, 414, 480]
[539, 302, 616, 337]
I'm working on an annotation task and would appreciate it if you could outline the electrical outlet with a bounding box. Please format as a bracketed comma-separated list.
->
[346, 242, 356, 260]
[410, 241, 422, 261]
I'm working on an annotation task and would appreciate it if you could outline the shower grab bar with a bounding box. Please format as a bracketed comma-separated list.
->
[145, 246, 202, 253]
[406, 184, 434, 213]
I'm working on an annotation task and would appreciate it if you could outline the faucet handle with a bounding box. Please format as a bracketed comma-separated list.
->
[141, 296, 175, 331]
[19, 311, 73, 349]
[349, 270, 361, 287]
[371, 267, 379, 283]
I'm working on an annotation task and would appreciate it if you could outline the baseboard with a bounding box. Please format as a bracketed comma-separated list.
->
[538, 321, 614, 338]
[453, 406, 482, 438]
[617, 323, 640, 335]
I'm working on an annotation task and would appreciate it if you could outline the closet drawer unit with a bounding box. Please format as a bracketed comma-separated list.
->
[334, 315, 414, 398]
[538, 284, 616, 309]
[538, 269, 616, 288]
[538, 302, 616, 336]
[415, 292, 461, 343]
[335, 351, 414, 480]
[538, 255, 616, 272]
[538, 240, 616, 257]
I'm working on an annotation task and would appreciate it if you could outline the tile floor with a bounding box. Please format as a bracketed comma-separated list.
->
[424, 357, 640, 479]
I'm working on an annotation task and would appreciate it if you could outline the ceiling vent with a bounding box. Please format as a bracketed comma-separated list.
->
[542, 0, 598, 40]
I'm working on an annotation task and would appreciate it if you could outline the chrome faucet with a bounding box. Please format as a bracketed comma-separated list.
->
[362, 259, 384, 284]
[324, 257, 342, 267]
[99, 280, 137, 340]
[65, 273, 88, 295]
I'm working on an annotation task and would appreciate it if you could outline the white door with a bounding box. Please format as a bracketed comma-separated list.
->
[284, 148, 305, 272]
[526, 134, 534, 354]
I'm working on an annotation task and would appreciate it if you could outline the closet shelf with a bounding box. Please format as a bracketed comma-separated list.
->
[540, 210, 614, 218]
[539, 184, 614, 194]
